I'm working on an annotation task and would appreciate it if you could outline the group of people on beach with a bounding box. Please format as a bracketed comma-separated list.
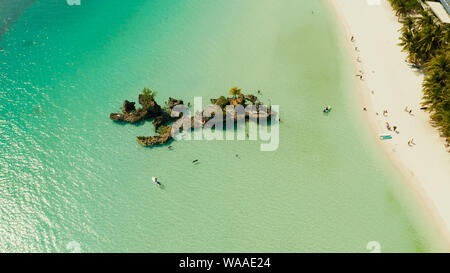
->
[384, 111, 398, 133]
[351, 34, 418, 148]
[384, 108, 419, 147]
[385, 113, 416, 147]
[404, 107, 416, 146]
[351, 36, 364, 80]
[385, 121, 397, 133]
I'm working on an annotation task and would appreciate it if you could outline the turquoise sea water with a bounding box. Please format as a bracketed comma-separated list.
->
[0, 0, 445, 252]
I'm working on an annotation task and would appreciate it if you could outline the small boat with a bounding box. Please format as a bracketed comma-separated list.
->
[152, 177, 161, 186]
[379, 134, 392, 140]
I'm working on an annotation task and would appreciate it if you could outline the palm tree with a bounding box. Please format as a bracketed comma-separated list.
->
[229, 86, 241, 98]
[417, 9, 435, 29]
[423, 52, 449, 105]
[399, 29, 419, 64]
[395, 1, 409, 17]
[400, 16, 416, 34]
[437, 24, 450, 48]
[389, 0, 450, 143]
[389, 0, 420, 18]
[422, 51, 450, 138]
[142, 87, 157, 99]
[417, 24, 442, 62]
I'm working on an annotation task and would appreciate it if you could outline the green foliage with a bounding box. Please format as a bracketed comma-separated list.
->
[229, 86, 242, 98]
[215, 96, 229, 108]
[156, 125, 169, 135]
[399, 23, 420, 63]
[142, 87, 157, 100]
[422, 50, 450, 140]
[397, 13, 446, 64]
[389, 1, 450, 143]
[388, 0, 420, 17]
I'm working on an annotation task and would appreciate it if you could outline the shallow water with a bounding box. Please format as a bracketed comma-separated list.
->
[0, 0, 444, 252]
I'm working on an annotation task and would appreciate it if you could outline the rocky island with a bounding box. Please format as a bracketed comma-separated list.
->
[110, 87, 275, 147]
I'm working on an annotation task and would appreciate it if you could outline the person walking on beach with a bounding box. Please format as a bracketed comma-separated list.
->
[404, 106, 413, 115]
[386, 122, 391, 131]
[383, 110, 388, 116]
[351, 36, 355, 42]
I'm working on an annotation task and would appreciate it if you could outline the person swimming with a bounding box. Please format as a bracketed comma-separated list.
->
[153, 177, 161, 186]
[323, 106, 331, 113]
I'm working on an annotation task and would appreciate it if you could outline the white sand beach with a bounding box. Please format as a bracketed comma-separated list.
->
[329, 0, 450, 246]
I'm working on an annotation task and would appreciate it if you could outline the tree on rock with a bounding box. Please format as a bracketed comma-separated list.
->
[142, 87, 157, 100]
[229, 86, 241, 98]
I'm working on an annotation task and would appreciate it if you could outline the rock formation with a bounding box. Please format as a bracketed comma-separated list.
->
[109, 95, 163, 123]
[110, 90, 274, 147]
[136, 126, 172, 147]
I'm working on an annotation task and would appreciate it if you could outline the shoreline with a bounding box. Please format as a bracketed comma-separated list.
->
[327, 0, 450, 250]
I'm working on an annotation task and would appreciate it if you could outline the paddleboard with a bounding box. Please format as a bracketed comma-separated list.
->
[379, 134, 392, 140]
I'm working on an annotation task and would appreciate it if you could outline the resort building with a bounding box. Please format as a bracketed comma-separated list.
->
[425, 0, 450, 23]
